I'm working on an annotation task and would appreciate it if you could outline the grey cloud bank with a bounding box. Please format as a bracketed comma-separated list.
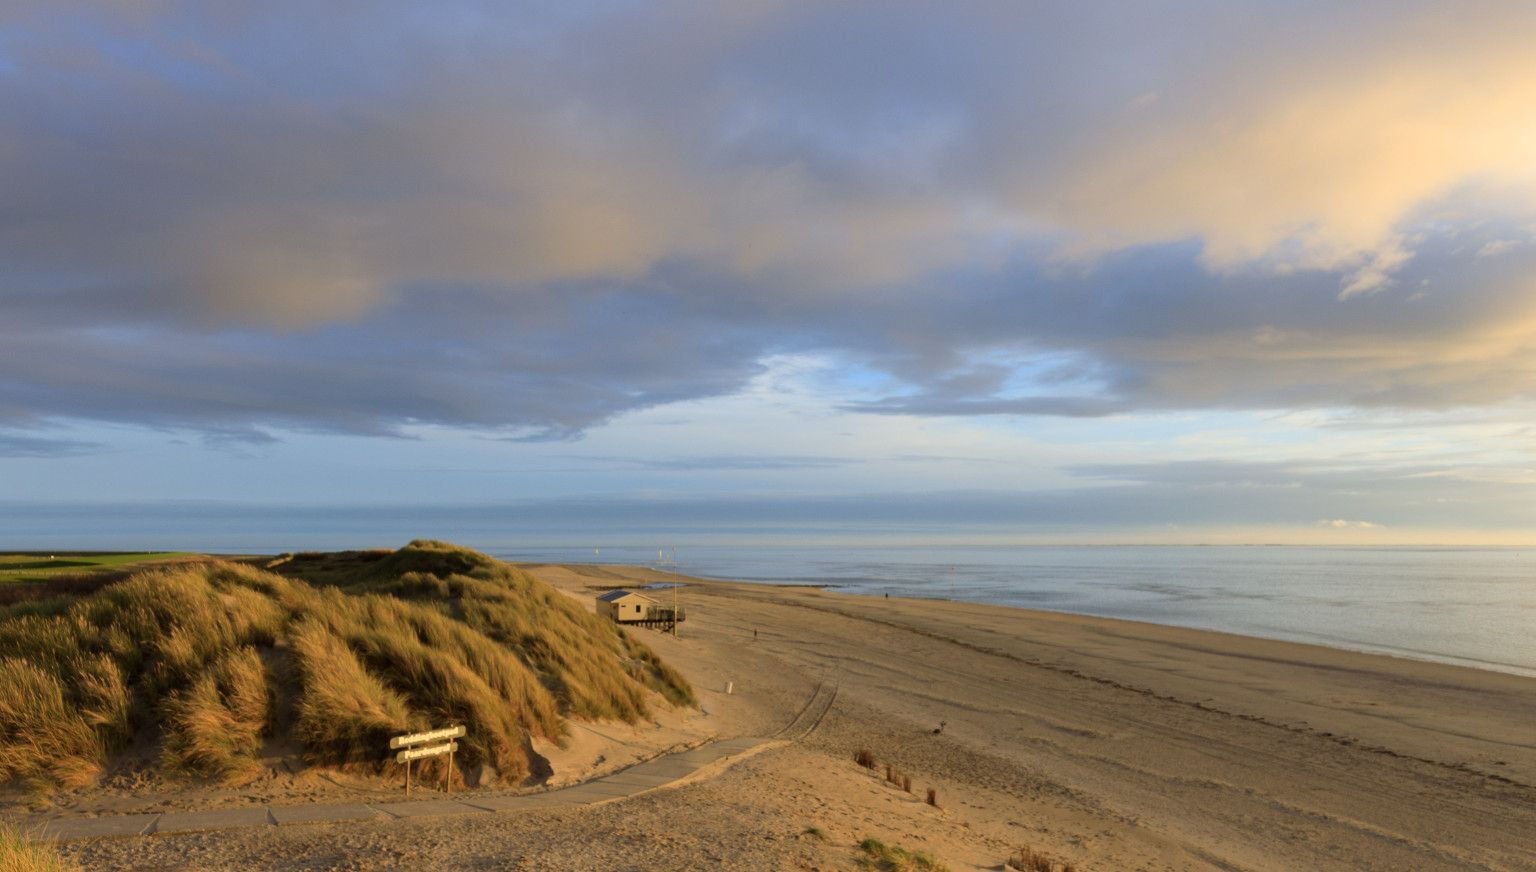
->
[0, 432, 101, 458]
[3, 0, 1536, 504]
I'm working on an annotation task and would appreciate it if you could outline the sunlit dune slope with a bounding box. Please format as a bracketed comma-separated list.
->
[0, 540, 692, 792]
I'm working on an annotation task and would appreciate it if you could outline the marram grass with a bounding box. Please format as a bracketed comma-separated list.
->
[0, 541, 692, 792]
[0, 821, 76, 872]
[857, 837, 949, 872]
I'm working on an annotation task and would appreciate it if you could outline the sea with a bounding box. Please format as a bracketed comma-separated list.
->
[491, 544, 1536, 678]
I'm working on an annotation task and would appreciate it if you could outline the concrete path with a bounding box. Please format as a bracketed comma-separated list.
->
[28, 736, 768, 842]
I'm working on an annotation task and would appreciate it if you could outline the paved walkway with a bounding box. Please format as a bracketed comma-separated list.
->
[31, 736, 768, 842]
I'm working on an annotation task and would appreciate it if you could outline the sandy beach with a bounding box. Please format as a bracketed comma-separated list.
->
[51, 561, 1536, 871]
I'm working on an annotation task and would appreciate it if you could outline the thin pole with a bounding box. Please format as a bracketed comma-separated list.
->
[448, 747, 455, 795]
[406, 758, 412, 796]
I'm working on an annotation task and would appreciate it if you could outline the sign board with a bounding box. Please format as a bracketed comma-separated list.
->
[395, 741, 458, 763]
[390, 725, 465, 749]
[388, 724, 465, 796]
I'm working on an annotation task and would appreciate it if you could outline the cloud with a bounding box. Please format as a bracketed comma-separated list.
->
[0, 432, 102, 458]
[4, 2, 1536, 440]
[1320, 519, 1381, 529]
[566, 454, 853, 471]
[844, 230, 1536, 418]
[0, 287, 773, 439]
[1030, 10, 1536, 289]
[845, 395, 1128, 418]
[1477, 239, 1524, 258]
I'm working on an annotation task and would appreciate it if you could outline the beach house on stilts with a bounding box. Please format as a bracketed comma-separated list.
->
[596, 589, 685, 631]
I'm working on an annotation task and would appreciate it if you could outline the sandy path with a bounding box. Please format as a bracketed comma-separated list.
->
[52, 562, 1536, 871]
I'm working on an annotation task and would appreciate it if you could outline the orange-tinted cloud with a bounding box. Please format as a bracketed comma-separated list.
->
[1032, 6, 1536, 296]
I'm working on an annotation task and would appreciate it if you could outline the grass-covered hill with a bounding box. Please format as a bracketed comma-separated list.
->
[0, 540, 693, 793]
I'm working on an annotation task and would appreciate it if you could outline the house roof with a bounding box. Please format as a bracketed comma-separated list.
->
[597, 589, 655, 603]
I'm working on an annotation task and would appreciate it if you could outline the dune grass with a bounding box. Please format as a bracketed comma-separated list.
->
[286, 539, 696, 713]
[0, 541, 694, 792]
[289, 618, 413, 766]
[1006, 846, 1078, 872]
[857, 837, 948, 872]
[0, 822, 76, 872]
[161, 646, 270, 783]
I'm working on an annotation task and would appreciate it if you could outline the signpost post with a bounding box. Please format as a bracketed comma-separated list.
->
[389, 725, 466, 796]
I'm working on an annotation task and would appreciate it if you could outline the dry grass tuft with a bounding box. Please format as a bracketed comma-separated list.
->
[884, 764, 914, 792]
[290, 619, 412, 767]
[0, 658, 107, 790]
[1007, 846, 1076, 872]
[857, 837, 948, 871]
[162, 647, 270, 783]
[0, 540, 694, 792]
[855, 749, 877, 769]
[0, 821, 77, 872]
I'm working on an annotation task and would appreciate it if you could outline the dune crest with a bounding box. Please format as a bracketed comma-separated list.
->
[0, 541, 693, 793]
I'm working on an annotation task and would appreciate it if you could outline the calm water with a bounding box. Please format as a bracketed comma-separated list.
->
[494, 545, 1536, 678]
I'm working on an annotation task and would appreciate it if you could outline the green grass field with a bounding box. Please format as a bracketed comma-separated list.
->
[0, 552, 193, 584]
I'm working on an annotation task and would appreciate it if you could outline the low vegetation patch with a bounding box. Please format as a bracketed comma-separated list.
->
[857, 837, 948, 872]
[1007, 845, 1078, 872]
[0, 821, 76, 872]
[0, 541, 693, 793]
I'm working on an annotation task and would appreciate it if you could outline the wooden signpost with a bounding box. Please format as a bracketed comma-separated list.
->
[389, 725, 466, 796]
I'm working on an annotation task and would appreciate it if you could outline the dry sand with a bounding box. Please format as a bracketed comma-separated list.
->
[43, 562, 1536, 871]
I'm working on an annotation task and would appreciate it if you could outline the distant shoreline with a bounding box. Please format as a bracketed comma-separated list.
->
[538, 558, 1536, 682]
[7, 546, 1528, 679]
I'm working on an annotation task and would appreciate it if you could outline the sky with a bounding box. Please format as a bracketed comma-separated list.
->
[3, 1, 1536, 548]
